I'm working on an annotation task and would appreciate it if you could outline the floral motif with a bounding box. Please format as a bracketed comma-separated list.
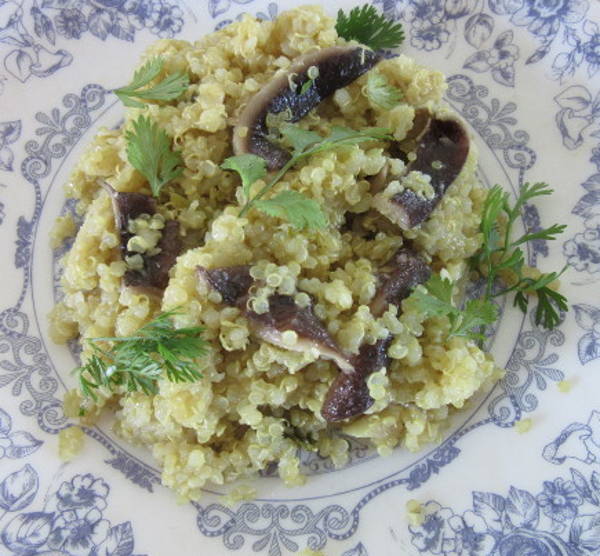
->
[0, 120, 21, 172]
[571, 304, 600, 365]
[557, 84, 600, 277]
[451, 510, 496, 555]
[410, 20, 450, 51]
[543, 412, 600, 465]
[55, 474, 109, 512]
[0, 469, 140, 556]
[409, 501, 460, 554]
[0, 0, 185, 86]
[510, 0, 589, 38]
[0, 407, 43, 460]
[409, 407, 600, 554]
[464, 30, 520, 86]
[54, 7, 88, 39]
[537, 478, 583, 522]
[151, 2, 184, 38]
[409, 476, 600, 554]
[47, 507, 110, 555]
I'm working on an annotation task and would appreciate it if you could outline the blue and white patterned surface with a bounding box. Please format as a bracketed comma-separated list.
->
[1, 0, 599, 554]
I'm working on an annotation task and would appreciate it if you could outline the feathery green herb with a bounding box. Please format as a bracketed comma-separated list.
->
[366, 72, 403, 110]
[412, 274, 498, 342]
[75, 310, 207, 401]
[413, 182, 568, 339]
[125, 114, 184, 197]
[336, 4, 405, 50]
[221, 123, 392, 229]
[471, 182, 568, 329]
[114, 57, 189, 108]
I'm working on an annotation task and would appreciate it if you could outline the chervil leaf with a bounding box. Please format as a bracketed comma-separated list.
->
[255, 190, 327, 230]
[366, 72, 403, 110]
[74, 310, 207, 401]
[237, 123, 392, 225]
[280, 124, 322, 154]
[125, 115, 183, 197]
[454, 299, 499, 337]
[221, 154, 267, 197]
[324, 125, 392, 145]
[114, 57, 189, 108]
[535, 287, 568, 329]
[474, 182, 568, 330]
[336, 4, 405, 50]
[411, 273, 496, 341]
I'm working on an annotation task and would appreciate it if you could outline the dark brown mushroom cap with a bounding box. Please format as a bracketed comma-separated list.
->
[196, 266, 353, 372]
[321, 248, 430, 422]
[197, 265, 253, 305]
[374, 117, 470, 229]
[233, 46, 381, 170]
[368, 108, 432, 192]
[124, 220, 182, 290]
[246, 294, 353, 372]
[370, 247, 432, 318]
[321, 337, 390, 422]
[100, 181, 181, 291]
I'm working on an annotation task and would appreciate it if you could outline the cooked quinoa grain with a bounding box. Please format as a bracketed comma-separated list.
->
[50, 6, 504, 500]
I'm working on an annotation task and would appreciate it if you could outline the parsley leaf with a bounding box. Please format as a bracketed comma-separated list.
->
[114, 57, 189, 109]
[255, 190, 327, 230]
[336, 4, 405, 50]
[221, 153, 267, 197]
[221, 124, 392, 229]
[75, 310, 207, 401]
[472, 182, 568, 330]
[366, 72, 403, 110]
[125, 115, 183, 197]
[412, 274, 498, 341]
[280, 124, 322, 154]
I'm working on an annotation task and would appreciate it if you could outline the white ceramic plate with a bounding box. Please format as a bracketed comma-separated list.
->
[1, 0, 599, 554]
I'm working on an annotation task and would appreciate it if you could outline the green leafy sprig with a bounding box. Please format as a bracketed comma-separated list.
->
[114, 57, 189, 109]
[125, 114, 184, 197]
[413, 182, 568, 340]
[221, 124, 392, 229]
[366, 72, 403, 110]
[471, 182, 568, 329]
[335, 4, 405, 50]
[75, 310, 207, 401]
[412, 274, 498, 342]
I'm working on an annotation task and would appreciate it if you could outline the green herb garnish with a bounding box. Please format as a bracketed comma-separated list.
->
[114, 57, 189, 109]
[125, 114, 184, 197]
[413, 182, 568, 339]
[75, 310, 207, 401]
[412, 273, 498, 342]
[221, 124, 392, 229]
[366, 72, 403, 110]
[336, 4, 405, 50]
[471, 182, 568, 329]
[255, 190, 327, 230]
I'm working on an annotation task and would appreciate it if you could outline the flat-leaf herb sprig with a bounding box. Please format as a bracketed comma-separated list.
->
[125, 115, 184, 197]
[413, 182, 568, 341]
[114, 57, 189, 109]
[412, 274, 498, 342]
[336, 4, 405, 50]
[221, 124, 392, 229]
[472, 182, 568, 329]
[75, 310, 207, 401]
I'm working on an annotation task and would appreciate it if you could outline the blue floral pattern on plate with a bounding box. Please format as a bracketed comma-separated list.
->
[0, 0, 183, 87]
[0, 0, 599, 554]
[411, 408, 600, 556]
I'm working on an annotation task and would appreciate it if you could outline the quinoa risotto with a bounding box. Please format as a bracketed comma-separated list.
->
[49, 5, 506, 501]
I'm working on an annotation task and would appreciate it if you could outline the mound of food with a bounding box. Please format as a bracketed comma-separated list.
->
[50, 5, 567, 501]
